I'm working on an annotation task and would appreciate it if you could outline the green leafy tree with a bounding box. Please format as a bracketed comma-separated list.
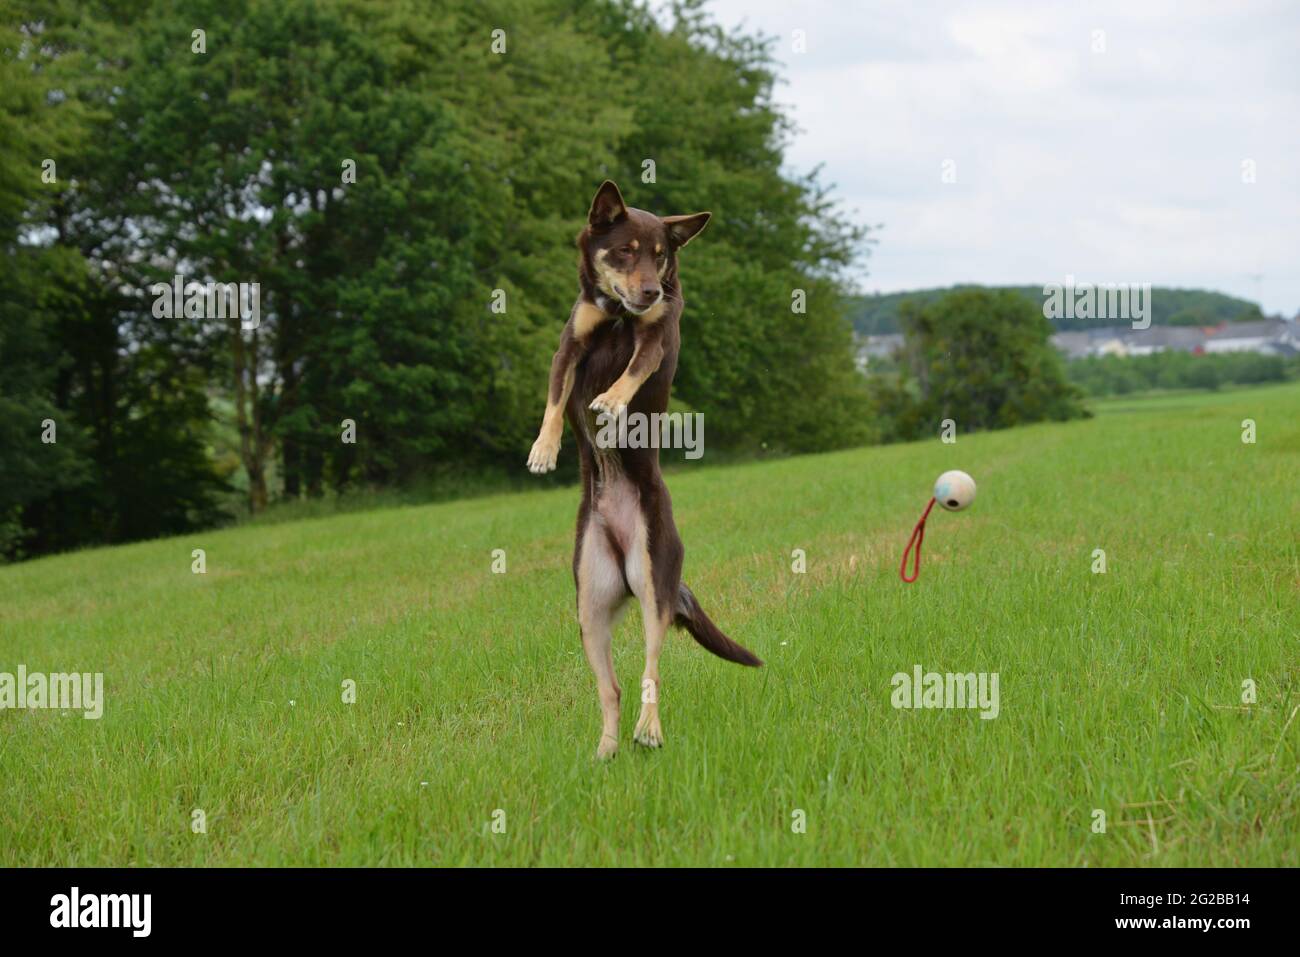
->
[2, 0, 885, 558]
[897, 288, 1087, 435]
[594, 0, 874, 453]
[1, 1, 227, 558]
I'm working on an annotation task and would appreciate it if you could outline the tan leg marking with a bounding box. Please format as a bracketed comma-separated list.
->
[527, 363, 573, 474]
[626, 513, 668, 748]
[529, 302, 611, 473]
[577, 517, 626, 759]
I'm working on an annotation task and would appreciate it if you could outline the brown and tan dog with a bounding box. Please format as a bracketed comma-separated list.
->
[527, 180, 762, 759]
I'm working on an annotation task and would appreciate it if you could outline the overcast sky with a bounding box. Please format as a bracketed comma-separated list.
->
[704, 0, 1300, 316]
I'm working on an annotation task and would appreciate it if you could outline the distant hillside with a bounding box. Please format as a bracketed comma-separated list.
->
[846, 285, 1263, 335]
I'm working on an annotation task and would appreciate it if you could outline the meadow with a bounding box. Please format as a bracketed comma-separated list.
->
[2, 384, 1296, 866]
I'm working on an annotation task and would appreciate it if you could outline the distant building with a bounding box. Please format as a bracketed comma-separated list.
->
[860, 319, 1298, 368]
[1050, 331, 1092, 360]
[1048, 319, 1298, 360]
[1123, 325, 1207, 356]
[855, 333, 904, 370]
[1202, 319, 1298, 355]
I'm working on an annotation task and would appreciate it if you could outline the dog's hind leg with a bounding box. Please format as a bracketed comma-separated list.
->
[626, 488, 683, 749]
[576, 509, 628, 760]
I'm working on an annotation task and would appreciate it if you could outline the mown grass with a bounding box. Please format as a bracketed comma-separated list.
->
[2, 383, 1297, 866]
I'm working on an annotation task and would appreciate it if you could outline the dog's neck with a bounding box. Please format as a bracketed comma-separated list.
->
[593, 291, 623, 316]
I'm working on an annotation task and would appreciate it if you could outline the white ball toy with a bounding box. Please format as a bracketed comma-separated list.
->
[934, 470, 977, 512]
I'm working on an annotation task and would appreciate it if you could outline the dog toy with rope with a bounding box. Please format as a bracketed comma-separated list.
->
[900, 470, 977, 583]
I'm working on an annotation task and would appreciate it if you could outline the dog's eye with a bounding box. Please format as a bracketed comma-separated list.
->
[617, 245, 633, 257]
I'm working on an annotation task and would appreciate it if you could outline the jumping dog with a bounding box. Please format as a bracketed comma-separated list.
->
[527, 180, 762, 759]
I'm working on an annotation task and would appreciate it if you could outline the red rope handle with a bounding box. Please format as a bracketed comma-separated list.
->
[900, 497, 936, 583]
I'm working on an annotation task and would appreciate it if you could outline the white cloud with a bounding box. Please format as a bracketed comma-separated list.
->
[704, 0, 1300, 314]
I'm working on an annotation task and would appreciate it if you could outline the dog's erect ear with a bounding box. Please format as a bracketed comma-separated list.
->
[663, 212, 711, 248]
[588, 180, 628, 227]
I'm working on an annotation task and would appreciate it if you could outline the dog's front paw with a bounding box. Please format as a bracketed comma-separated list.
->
[589, 390, 629, 418]
[527, 434, 559, 474]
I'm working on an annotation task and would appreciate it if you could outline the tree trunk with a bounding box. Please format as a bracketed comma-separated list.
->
[232, 319, 269, 513]
[282, 437, 301, 499]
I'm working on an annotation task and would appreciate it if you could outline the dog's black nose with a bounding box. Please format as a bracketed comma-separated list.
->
[638, 288, 661, 305]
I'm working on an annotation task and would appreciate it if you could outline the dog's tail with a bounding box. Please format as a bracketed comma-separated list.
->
[674, 583, 762, 667]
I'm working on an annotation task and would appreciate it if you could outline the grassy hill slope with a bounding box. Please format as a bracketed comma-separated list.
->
[2, 384, 1297, 865]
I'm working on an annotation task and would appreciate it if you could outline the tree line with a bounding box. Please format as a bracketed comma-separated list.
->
[847, 285, 1265, 336]
[2, 0, 877, 560]
[1067, 350, 1296, 397]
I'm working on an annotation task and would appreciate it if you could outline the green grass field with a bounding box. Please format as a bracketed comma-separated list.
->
[2, 384, 1297, 866]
